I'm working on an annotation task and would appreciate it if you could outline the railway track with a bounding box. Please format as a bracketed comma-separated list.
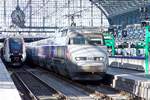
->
[26, 67, 131, 100]
[12, 70, 65, 100]
[8, 65, 135, 100]
[12, 73, 33, 100]
[27, 69, 98, 100]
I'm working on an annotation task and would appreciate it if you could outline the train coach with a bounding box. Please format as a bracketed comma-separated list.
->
[1, 37, 26, 66]
[27, 27, 109, 80]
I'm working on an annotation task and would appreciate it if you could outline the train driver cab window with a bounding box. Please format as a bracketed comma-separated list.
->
[89, 37, 104, 46]
[9, 38, 23, 53]
[69, 36, 87, 45]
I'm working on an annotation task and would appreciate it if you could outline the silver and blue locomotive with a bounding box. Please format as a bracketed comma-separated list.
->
[27, 27, 109, 80]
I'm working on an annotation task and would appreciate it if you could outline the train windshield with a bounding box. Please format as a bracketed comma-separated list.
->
[89, 37, 103, 45]
[9, 38, 23, 53]
[69, 36, 87, 45]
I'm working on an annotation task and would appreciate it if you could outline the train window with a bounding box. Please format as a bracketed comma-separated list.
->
[9, 38, 22, 45]
[71, 37, 86, 44]
[9, 38, 23, 53]
[89, 38, 103, 45]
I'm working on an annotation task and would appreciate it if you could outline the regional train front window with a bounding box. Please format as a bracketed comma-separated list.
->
[9, 38, 23, 53]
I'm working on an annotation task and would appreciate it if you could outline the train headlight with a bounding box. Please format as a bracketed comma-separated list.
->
[94, 57, 104, 61]
[75, 57, 86, 61]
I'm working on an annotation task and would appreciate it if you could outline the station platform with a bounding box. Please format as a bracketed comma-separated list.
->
[107, 67, 150, 99]
[0, 59, 21, 100]
[109, 56, 146, 71]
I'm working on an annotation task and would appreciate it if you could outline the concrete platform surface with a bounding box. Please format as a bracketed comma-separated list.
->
[0, 59, 21, 100]
[107, 67, 150, 99]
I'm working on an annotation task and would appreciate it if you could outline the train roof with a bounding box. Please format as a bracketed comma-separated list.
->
[5, 36, 24, 42]
[59, 26, 103, 37]
[27, 36, 67, 47]
[59, 26, 101, 33]
[27, 27, 104, 47]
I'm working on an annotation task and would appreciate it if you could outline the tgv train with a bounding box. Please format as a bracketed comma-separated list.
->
[1, 37, 26, 66]
[27, 27, 109, 80]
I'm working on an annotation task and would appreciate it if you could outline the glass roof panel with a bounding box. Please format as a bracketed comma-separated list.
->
[91, 0, 150, 17]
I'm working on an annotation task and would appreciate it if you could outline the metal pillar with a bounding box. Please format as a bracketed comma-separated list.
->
[91, 1, 93, 27]
[101, 10, 103, 26]
[43, 0, 45, 29]
[112, 35, 115, 56]
[80, 0, 82, 26]
[4, 0, 6, 26]
[55, 0, 58, 27]
[145, 25, 150, 74]
[29, 0, 32, 27]
[68, 0, 70, 26]
[17, 0, 19, 5]
[101, 9, 103, 31]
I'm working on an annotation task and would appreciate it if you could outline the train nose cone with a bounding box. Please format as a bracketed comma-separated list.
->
[68, 45, 108, 73]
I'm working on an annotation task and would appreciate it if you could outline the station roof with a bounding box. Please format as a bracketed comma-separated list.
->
[90, 0, 150, 18]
